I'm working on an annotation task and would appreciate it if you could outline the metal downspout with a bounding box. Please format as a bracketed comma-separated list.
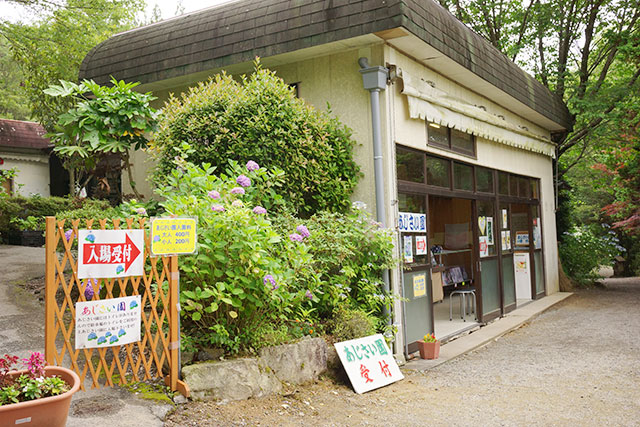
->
[358, 58, 391, 324]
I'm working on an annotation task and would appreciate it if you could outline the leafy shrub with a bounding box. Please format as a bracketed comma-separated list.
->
[272, 203, 396, 329]
[151, 61, 361, 216]
[157, 156, 318, 353]
[559, 224, 623, 286]
[0, 195, 80, 242]
[330, 306, 377, 342]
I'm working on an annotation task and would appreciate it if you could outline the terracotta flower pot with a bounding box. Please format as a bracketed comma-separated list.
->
[0, 366, 81, 427]
[418, 340, 440, 360]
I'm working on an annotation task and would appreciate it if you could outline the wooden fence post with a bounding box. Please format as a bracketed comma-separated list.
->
[44, 216, 57, 365]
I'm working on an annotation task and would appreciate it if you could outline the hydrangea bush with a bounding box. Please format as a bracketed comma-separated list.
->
[157, 153, 319, 353]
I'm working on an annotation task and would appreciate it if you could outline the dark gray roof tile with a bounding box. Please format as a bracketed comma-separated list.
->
[79, 0, 570, 129]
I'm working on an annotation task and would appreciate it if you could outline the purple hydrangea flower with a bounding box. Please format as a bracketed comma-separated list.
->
[211, 204, 225, 212]
[296, 225, 310, 238]
[289, 233, 303, 242]
[305, 290, 313, 300]
[246, 160, 259, 171]
[84, 278, 99, 300]
[263, 274, 278, 290]
[230, 187, 245, 195]
[208, 190, 220, 199]
[253, 206, 267, 215]
[236, 175, 251, 187]
[64, 229, 73, 242]
[231, 200, 244, 207]
[135, 207, 147, 216]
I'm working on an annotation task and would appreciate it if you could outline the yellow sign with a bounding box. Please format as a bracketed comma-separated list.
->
[151, 217, 197, 255]
[413, 273, 426, 298]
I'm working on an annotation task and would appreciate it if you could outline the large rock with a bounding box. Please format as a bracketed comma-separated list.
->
[182, 358, 282, 402]
[259, 337, 327, 384]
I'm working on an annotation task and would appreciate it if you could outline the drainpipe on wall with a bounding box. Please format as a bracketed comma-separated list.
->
[358, 57, 391, 324]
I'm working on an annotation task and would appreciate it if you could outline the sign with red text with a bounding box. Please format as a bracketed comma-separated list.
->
[78, 230, 144, 279]
[334, 334, 404, 394]
[75, 295, 141, 349]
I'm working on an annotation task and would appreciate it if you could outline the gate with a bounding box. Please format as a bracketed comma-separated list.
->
[44, 217, 189, 396]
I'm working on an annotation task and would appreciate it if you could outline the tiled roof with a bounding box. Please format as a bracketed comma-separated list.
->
[79, 0, 571, 129]
[0, 119, 51, 150]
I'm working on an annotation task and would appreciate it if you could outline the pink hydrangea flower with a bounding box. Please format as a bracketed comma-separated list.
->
[246, 160, 259, 171]
[296, 225, 310, 238]
[211, 204, 225, 212]
[236, 175, 251, 187]
[289, 233, 303, 242]
[208, 190, 220, 199]
[305, 290, 313, 300]
[253, 206, 267, 214]
[230, 187, 245, 195]
[64, 229, 73, 242]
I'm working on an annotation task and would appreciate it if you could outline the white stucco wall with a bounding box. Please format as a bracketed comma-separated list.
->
[0, 152, 50, 197]
[385, 47, 560, 296]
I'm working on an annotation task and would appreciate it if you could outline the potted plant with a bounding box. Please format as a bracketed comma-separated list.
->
[0, 352, 80, 427]
[9, 216, 45, 247]
[418, 333, 440, 359]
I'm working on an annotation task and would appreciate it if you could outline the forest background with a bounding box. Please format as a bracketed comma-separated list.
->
[1, 0, 639, 283]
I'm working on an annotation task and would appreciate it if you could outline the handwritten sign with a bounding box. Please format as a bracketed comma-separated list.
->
[334, 334, 403, 394]
[75, 296, 141, 349]
[398, 212, 426, 232]
[78, 230, 144, 279]
[403, 235, 413, 263]
[151, 217, 197, 256]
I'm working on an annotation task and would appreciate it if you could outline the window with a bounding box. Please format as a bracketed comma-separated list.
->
[396, 147, 424, 183]
[427, 122, 475, 156]
[453, 162, 473, 191]
[426, 156, 450, 188]
[498, 172, 509, 195]
[476, 167, 494, 193]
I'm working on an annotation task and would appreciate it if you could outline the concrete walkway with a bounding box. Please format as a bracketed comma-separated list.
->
[0, 245, 171, 426]
[404, 291, 573, 371]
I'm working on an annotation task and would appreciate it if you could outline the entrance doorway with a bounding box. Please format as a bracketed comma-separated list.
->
[428, 196, 479, 341]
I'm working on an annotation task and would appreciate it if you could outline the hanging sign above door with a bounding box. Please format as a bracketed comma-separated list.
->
[78, 229, 144, 279]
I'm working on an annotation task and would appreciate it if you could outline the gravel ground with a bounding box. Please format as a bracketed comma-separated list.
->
[165, 277, 640, 426]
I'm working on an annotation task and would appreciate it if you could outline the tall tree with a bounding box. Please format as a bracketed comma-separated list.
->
[0, 0, 145, 130]
[0, 37, 30, 120]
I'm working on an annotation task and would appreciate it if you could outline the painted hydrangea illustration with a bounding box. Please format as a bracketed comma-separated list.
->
[109, 335, 119, 344]
[88, 332, 97, 341]
[130, 300, 138, 309]
[97, 336, 107, 345]
[85, 233, 95, 243]
[118, 329, 126, 337]
[116, 265, 124, 274]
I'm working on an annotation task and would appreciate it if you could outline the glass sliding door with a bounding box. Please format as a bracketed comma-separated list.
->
[476, 200, 500, 321]
[499, 203, 516, 313]
[511, 203, 532, 303]
[531, 204, 545, 297]
[398, 192, 432, 354]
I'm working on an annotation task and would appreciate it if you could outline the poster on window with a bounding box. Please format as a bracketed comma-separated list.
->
[533, 218, 542, 249]
[413, 273, 426, 298]
[403, 235, 413, 263]
[501, 230, 507, 251]
[486, 217, 494, 245]
[415, 236, 427, 255]
[502, 209, 508, 229]
[478, 216, 486, 235]
[479, 236, 489, 257]
[506, 230, 511, 250]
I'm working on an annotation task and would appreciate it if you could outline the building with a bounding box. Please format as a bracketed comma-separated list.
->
[79, 0, 572, 358]
[0, 119, 53, 196]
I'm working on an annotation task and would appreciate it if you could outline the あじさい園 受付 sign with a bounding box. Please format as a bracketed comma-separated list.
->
[151, 217, 197, 256]
[75, 295, 141, 349]
[334, 334, 404, 394]
[77, 230, 144, 279]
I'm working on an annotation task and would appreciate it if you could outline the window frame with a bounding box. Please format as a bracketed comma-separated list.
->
[426, 121, 476, 157]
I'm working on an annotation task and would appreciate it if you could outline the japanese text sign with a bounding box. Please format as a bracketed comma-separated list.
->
[151, 217, 197, 256]
[78, 230, 144, 279]
[334, 334, 404, 394]
[398, 212, 426, 232]
[75, 295, 141, 349]
[413, 273, 426, 298]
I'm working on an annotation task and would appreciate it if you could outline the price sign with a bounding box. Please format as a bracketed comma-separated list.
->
[151, 217, 197, 256]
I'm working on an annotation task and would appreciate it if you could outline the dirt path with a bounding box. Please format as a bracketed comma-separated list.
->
[165, 278, 640, 426]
